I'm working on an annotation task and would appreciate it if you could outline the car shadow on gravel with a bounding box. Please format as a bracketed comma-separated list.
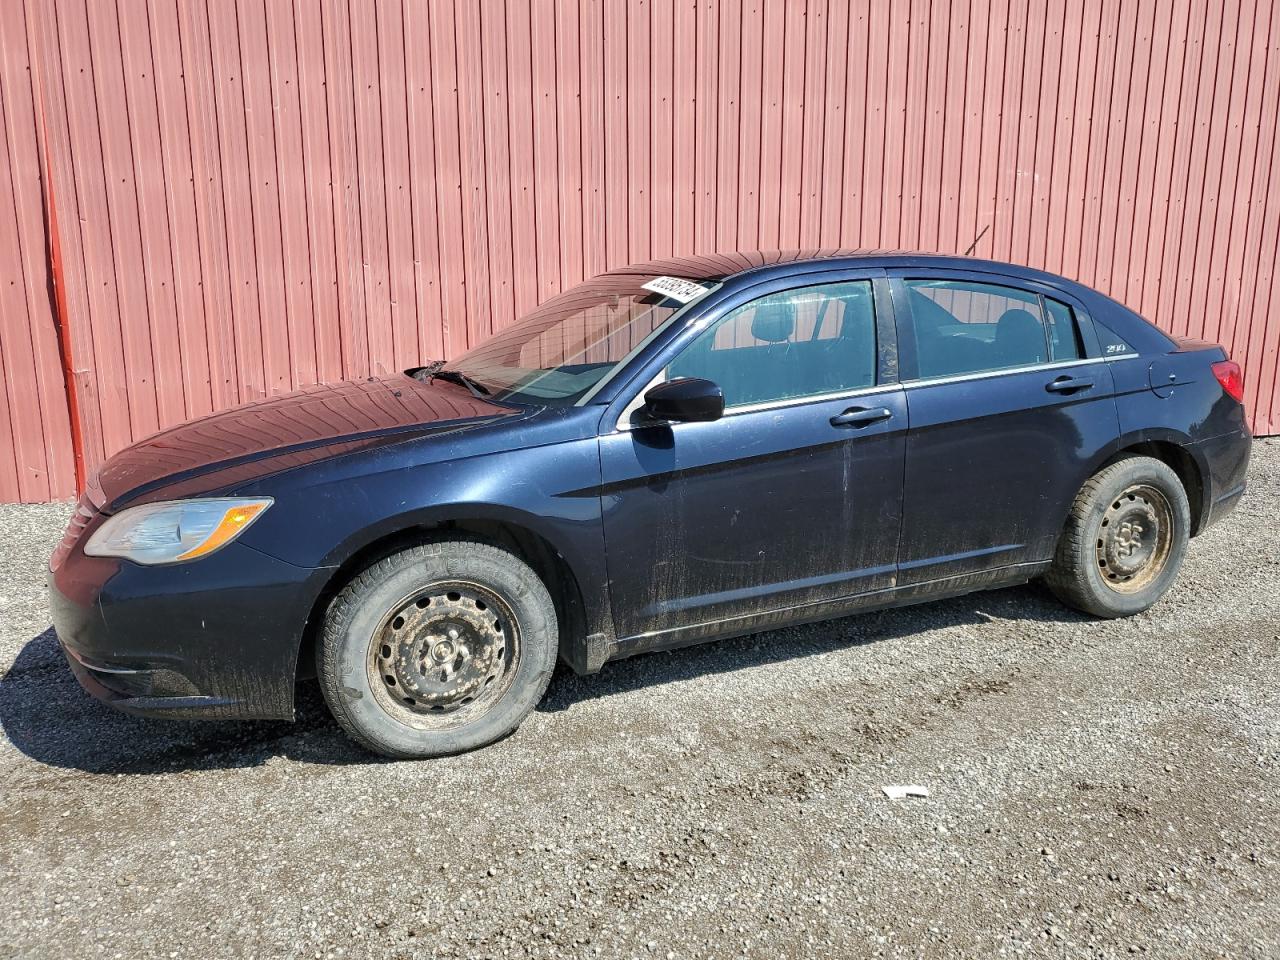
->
[2, 584, 1087, 774]
[538, 581, 1089, 712]
[0, 628, 370, 775]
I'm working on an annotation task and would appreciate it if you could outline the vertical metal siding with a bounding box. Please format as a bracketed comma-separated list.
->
[0, 0, 74, 503]
[1, 0, 1278, 502]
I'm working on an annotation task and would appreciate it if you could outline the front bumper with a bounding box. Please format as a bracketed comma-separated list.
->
[49, 523, 330, 721]
[57, 636, 236, 718]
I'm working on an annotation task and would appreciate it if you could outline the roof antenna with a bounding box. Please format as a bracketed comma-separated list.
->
[963, 224, 990, 256]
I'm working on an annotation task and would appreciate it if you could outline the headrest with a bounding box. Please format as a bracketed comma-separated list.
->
[751, 300, 796, 343]
[995, 308, 1046, 360]
[838, 288, 874, 338]
[996, 308, 1041, 334]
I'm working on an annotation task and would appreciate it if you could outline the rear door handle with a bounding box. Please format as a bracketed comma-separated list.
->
[1045, 375, 1095, 394]
[830, 406, 893, 428]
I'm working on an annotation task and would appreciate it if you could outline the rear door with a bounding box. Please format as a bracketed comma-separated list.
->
[598, 272, 906, 643]
[890, 270, 1121, 584]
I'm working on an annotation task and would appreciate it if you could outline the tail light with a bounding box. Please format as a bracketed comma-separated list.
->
[1211, 359, 1245, 403]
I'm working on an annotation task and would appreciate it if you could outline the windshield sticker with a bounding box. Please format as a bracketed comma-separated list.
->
[641, 276, 712, 304]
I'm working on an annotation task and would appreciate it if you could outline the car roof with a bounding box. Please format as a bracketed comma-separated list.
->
[606, 249, 1171, 354]
[607, 249, 1067, 285]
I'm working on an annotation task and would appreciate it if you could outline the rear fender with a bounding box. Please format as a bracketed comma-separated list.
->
[1083, 427, 1213, 535]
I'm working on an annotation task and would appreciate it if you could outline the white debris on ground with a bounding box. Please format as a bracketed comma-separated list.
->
[882, 784, 930, 799]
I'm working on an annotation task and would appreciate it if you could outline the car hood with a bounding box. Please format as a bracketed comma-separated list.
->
[88, 375, 519, 511]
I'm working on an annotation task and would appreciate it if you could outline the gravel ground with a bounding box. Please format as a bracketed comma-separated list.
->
[2, 442, 1278, 959]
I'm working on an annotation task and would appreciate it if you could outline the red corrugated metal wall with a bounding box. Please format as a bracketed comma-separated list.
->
[1, 0, 1277, 502]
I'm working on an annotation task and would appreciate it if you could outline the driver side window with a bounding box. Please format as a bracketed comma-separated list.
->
[667, 281, 877, 409]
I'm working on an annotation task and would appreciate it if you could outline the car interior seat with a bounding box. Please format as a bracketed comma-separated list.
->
[738, 299, 798, 403]
[992, 308, 1048, 367]
[806, 290, 877, 391]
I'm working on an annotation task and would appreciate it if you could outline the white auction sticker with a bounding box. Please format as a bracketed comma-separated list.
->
[641, 275, 712, 304]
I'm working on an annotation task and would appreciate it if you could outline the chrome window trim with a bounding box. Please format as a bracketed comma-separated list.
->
[613, 352, 1142, 431]
[902, 355, 1119, 389]
[720, 382, 898, 416]
[614, 380, 898, 432]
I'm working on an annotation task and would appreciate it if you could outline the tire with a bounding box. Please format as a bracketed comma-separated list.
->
[1046, 456, 1191, 618]
[317, 540, 558, 758]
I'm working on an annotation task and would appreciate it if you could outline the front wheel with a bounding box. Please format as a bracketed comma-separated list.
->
[317, 540, 558, 758]
[1046, 456, 1191, 618]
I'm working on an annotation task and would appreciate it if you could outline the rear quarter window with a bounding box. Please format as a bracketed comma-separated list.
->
[1093, 319, 1137, 357]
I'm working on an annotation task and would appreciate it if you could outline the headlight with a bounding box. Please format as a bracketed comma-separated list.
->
[84, 498, 273, 565]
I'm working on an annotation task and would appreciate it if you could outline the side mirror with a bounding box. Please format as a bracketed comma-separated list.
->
[642, 378, 724, 423]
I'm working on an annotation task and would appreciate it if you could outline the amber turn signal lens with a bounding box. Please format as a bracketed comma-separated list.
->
[175, 502, 271, 561]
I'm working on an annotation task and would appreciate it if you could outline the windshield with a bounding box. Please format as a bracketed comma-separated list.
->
[442, 274, 709, 405]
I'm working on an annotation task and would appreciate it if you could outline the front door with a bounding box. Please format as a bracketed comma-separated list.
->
[891, 272, 1122, 584]
[599, 275, 906, 643]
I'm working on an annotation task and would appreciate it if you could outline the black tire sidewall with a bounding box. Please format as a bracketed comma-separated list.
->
[319, 543, 557, 758]
[1072, 458, 1191, 617]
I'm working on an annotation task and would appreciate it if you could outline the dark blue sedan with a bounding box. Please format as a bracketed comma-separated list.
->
[49, 251, 1252, 757]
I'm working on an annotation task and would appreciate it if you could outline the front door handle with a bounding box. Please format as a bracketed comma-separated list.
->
[830, 406, 893, 428]
[1045, 375, 1095, 394]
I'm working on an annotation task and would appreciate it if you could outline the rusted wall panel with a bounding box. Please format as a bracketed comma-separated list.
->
[0, 0, 73, 502]
[1, 0, 1278, 502]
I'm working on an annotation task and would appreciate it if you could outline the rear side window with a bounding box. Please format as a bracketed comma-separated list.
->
[904, 280, 1082, 380]
[668, 281, 877, 408]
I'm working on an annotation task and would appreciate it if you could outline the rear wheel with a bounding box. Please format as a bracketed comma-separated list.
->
[317, 541, 558, 758]
[1046, 456, 1191, 618]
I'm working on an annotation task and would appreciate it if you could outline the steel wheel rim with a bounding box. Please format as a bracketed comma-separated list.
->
[1094, 483, 1175, 594]
[366, 580, 520, 730]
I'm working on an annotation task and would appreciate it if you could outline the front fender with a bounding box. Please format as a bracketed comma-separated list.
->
[234, 434, 611, 642]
